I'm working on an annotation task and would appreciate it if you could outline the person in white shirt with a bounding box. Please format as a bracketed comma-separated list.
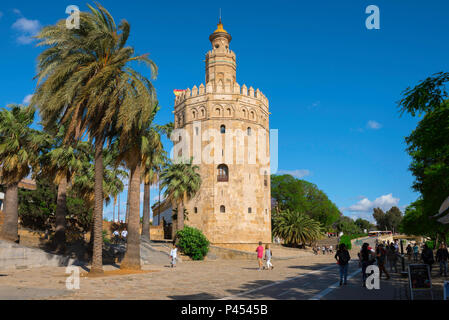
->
[121, 229, 128, 243]
[170, 244, 178, 268]
[113, 230, 120, 244]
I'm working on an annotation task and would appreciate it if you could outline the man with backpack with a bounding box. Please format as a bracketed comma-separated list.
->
[358, 243, 375, 287]
[421, 244, 435, 273]
[376, 244, 390, 280]
[335, 243, 351, 286]
[436, 243, 449, 277]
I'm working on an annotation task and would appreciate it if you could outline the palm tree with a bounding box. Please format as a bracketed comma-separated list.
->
[160, 159, 202, 234]
[70, 145, 127, 246]
[272, 210, 323, 247]
[116, 109, 161, 269]
[0, 105, 44, 242]
[141, 126, 166, 241]
[32, 4, 157, 274]
[40, 127, 91, 252]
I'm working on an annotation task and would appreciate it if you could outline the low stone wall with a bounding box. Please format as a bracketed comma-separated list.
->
[207, 245, 258, 260]
[0, 240, 81, 271]
[212, 243, 266, 253]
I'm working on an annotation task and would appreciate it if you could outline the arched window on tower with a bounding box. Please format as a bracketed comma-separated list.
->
[220, 125, 226, 134]
[247, 127, 252, 136]
[220, 205, 226, 213]
[217, 164, 229, 182]
[264, 171, 268, 187]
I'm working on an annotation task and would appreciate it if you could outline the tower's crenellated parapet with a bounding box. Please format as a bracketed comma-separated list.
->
[174, 82, 269, 108]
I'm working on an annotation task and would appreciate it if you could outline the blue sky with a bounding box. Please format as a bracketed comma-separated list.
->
[1, 0, 448, 222]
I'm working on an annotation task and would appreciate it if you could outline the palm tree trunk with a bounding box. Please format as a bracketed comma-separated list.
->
[141, 182, 151, 241]
[113, 197, 116, 223]
[0, 183, 19, 242]
[121, 161, 142, 270]
[158, 175, 161, 226]
[125, 187, 130, 226]
[54, 175, 68, 253]
[90, 136, 105, 274]
[178, 192, 186, 231]
[171, 199, 177, 239]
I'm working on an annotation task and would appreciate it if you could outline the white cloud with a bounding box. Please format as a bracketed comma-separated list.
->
[11, 16, 42, 45]
[367, 120, 382, 130]
[308, 101, 320, 109]
[13, 9, 22, 15]
[22, 94, 33, 105]
[345, 193, 400, 213]
[277, 169, 311, 179]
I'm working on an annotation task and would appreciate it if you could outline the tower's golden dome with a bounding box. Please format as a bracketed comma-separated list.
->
[209, 19, 232, 42]
[214, 19, 227, 33]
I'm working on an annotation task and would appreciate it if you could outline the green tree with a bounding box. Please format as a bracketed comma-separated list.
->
[373, 207, 386, 230]
[271, 174, 340, 230]
[385, 206, 403, 233]
[0, 105, 44, 242]
[400, 200, 449, 244]
[33, 3, 157, 274]
[354, 218, 374, 232]
[272, 210, 323, 247]
[160, 159, 202, 233]
[18, 174, 92, 242]
[141, 117, 167, 241]
[397, 71, 449, 240]
[333, 216, 361, 235]
[40, 127, 91, 252]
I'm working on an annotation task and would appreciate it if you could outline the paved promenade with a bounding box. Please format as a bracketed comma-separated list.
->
[0, 245, 446, 300]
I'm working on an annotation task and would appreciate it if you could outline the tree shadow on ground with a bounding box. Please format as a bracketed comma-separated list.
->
[168, 293, 220, 300]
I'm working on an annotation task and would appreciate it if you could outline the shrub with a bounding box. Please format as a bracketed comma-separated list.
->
[176, 226, 210, 260]
[426, 240, 434, 250]
[339, 235, 352, 250]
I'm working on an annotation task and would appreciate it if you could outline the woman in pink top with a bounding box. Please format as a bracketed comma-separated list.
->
[256, 241, 264, 271]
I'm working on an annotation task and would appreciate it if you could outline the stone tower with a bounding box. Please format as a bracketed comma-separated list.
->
[172, 20, 271, 251]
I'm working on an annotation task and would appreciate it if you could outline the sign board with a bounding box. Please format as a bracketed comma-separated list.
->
[408, 264, 433, 300]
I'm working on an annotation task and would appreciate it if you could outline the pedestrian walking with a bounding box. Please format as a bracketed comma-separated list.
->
[329, 245, 334, 254]
[265, 244, 274, 270]
[170, 243, 178, 268]
[335, 243, 351, 286]
[113, 229, 120, 244]
[322, 246, 326, 255]
[121, 228, 128, 243]
[413, 243, 419, 262]
[387, 243, 398, 273]
[359, 243, 375, 287]
[421, 244, 435, 274]
[376, 244, 390, 280]
[436, 243, 449, 277]
[317, 246, 321, 254]
[256, 241, 264, 271]
[406, 244, 413, 262]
